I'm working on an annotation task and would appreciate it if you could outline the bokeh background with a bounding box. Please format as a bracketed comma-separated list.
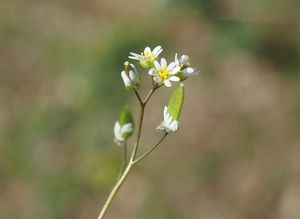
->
[1, 0, 300, 218]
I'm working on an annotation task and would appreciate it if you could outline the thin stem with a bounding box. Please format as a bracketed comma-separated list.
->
[134, 90, 143, 106]
[123, 141, 127, 171]
[130, 87, 157, 161]
[143, 86, 158, 105]
[117, 141, 127, 179]
[130, 105, 145, 161]
[133, 133, 168, 164]
[97, 161, 134, 219]
[97, 87, 158, 219]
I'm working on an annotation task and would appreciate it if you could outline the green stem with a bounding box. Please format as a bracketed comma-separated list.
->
[133, 133, 168, 165]
[97, 161, 134, 219]
[117, 141, 127, 179]
[97, 87, 157, 219]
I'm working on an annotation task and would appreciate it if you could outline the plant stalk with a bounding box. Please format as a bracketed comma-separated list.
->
[97, 87, 157, 219]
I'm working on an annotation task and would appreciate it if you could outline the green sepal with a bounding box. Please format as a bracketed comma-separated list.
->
[140, 60, 154, 69]
[119, 105, 134, 138]
[175, 71, 188, 81]
[167, 84, 185, 120]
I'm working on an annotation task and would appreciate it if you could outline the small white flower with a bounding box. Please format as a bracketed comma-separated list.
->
[114, 122, 133, 145]
[175, 53, 199, 80]
[156, 106, 179, 133]
[121, 62, 140, 90]
[129, 46, 163, 68]
[148, 58, 180, 87]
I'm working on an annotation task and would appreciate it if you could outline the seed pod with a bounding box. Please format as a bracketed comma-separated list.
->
[167, 84, 185, 120]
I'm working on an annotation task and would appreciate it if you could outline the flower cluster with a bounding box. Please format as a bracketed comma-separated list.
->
[101, 46, 199, 219]
[121, 46, 199, 90]
[114, 46, 199, 144]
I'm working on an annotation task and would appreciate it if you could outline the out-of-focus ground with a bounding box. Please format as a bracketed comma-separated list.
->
[1, 0, 300, 218]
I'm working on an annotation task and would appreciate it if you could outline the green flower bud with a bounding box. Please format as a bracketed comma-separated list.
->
[118, 105, 134, 138]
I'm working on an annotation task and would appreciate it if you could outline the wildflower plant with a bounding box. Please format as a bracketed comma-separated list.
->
[97, 46, 199, 219]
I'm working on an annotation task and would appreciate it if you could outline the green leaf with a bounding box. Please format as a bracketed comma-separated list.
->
[167, 84, 185, 120]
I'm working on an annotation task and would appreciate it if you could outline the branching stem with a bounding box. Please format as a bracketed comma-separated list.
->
[133, 133, 168, 165]
[97, 86, 161, 219]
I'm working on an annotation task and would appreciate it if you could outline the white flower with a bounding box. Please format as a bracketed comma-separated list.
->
[175, 53, 200, 80]
[114, 122, 133, 145]
[156, 106, 179, 133]
[148, 58, 180, 87]
[129, 46, 163, 68]
[175, 53, 190, 66]
[121, 62, 140, 90]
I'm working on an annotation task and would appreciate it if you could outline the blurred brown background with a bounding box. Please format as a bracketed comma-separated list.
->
[0, 0, 300, 218]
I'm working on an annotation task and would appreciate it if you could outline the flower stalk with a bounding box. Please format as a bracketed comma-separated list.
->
[96, 45, 198, 219]
[97, 87, 160, 219]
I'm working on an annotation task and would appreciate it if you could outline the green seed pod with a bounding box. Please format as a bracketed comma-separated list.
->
[119, 105, 134, 138]
[167, 84, 185, 120]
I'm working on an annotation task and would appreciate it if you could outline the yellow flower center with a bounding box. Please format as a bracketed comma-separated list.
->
[158, 68, 170, 80]
[142, 51, 155, 62]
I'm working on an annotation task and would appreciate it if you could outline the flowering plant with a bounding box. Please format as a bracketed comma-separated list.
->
[97, 46, 199, 219]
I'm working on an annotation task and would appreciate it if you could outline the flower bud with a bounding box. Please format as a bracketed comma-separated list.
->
[119, 105, 134, 138]
[121, 61, 140, 90]
[114, 105, 134, 145]
[174, 54, 199, 81]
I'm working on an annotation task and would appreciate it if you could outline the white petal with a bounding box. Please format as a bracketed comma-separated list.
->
[154, 49, 163, 58]
[165, 114, 173, 125]
[129, 52, 139, 56]
[152, 46, 162, 56]
[144, 47, 151, 54]
[129, 53, 143, 60]
[114, 122, 123, 142]
[164, 79, 171, 87]
[128, 55, 142, 61]
[129, 70, 137, 82]
[121, 123, 133, 135]
[179, 55, 189, 65]
[121, 71, 131, 86]
[161, 58, 167, 69]
[154, 60, 161, 70]
[167, 62, 176, 70]
[130, 63, 138, 73]
[171, 66, 180, 74]
[183, 67, 199, 77]
[169, 76, 180, 81]
[169, 120, 179, 132]
[163, 106, 168, 117]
